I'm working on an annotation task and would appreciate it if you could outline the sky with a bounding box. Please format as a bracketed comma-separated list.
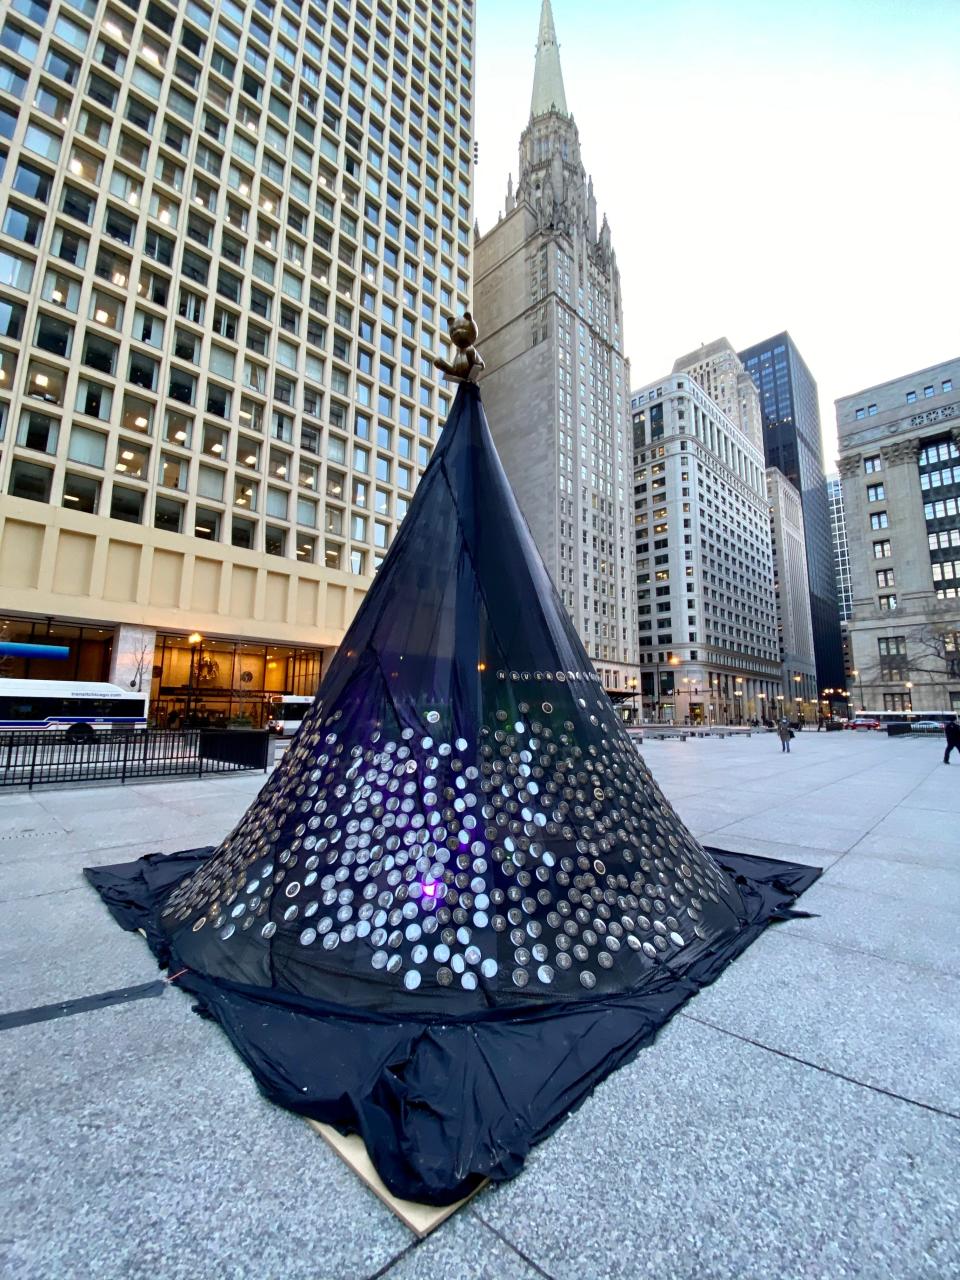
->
[473, 0, 960, 467]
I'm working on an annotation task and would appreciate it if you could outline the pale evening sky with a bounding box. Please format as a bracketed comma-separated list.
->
[473, 0, 960, 466]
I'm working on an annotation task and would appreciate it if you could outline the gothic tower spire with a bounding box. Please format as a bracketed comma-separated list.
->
[530, 0, 568, 118]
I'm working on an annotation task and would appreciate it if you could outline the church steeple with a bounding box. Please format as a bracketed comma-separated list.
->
[530, 0, 568, 118]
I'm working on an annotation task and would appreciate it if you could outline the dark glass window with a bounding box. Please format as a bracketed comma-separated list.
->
[44, 48, 80, 85]
[34, 313, 73, 357]
[13, 161, 52, 203]
[61, 185, 95, 224]
[8, 459, 53, 503]
[104, 206, 136, 245]
[0, 298, 26, 339]
[110, 484, 144, 524]
[62, 472, 100, 514]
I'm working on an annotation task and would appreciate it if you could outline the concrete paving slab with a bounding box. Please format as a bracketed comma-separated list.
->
[860, 805, 960, 856]
[0, 886, 158, 1013]
[688, 929, 960, 1115]
[0, 997, 410, 1280]
[477, 1017, 960, 1280]
[379, 1210, 544, 1280]
[848, 829, 959, 871]
[777, 880, 960, 978]
[824, 851, 960, 911]
[710, 813, 860, 854]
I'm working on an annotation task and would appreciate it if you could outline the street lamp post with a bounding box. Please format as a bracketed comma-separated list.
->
[186, 631, 203, 727]
[851, 667, 864, 712]
[627, 676, 638, 724]
[905, 681, 913, 715]
[734, 689, 743, 725]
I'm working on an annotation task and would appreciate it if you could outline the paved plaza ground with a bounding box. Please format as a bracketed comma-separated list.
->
[1, 730, 958, 1279]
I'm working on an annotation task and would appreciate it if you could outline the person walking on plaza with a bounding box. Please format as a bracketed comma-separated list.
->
[778, 719, 793, 753]
[944, 720, 960, 764]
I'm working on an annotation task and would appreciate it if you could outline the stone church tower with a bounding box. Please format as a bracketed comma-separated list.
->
[475, 1, 638, 694]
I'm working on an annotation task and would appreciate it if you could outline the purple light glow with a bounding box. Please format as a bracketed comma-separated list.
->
[420, 880, 440, 899]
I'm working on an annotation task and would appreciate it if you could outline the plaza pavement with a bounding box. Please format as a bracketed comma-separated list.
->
[1, 730, 958, 1280]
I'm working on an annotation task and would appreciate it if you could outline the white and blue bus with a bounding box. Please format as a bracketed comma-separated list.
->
[266, 695, 313, 736]
[0, 679, 148, 736]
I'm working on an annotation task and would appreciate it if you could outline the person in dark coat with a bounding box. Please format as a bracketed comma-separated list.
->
[944, 720, 960, 764]
[777, 719, 792, 753]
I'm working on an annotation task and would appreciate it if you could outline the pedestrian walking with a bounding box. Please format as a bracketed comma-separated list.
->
[944, 720, 960, 764]
[777, 719, 793, 753]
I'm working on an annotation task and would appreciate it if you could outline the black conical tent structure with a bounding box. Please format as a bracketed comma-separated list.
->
[88, 383, 818, 1204]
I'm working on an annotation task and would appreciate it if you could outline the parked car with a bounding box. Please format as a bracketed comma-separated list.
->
[911, 720, 945, 734]
[846, 717, 882, 730]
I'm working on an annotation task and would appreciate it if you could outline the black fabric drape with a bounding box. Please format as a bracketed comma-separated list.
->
[87, 383, 820, 1204]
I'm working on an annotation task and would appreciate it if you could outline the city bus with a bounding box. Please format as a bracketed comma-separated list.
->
[266, 694, 314, 736]
[0, 679, 148, 736]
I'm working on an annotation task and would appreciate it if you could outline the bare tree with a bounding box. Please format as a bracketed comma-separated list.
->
[908, 623, 960, 685]
[129, 639, 150, 691]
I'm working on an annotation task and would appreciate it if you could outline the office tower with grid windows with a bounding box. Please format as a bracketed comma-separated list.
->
[836, 358, 960, 714]
[766, 466, 817, 715]
[0, 0, 475, 726]
[827, 474, 852, 624]
[738, 331, 844, 689]
[630, 373, 781, 726]
[473, 0, 638, 698]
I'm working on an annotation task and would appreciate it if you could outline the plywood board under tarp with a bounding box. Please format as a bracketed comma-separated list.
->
[306, 1119, 485, 1237]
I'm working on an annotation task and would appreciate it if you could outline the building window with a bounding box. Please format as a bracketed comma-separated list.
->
[866, 484, 885, 502]
[864, 455, 882, 474]
[155, 495, 184, 532]
[16, 412, 59, 454]
[8, 459, 53, 503]
[870, 512, 889, 530]
[62, 472, 101, 514]
[110, 484, 144, 524]
[67, 425, 107, 468]
[873, 540, 891, 558]
[265, 524, 287, 556]
[878, 594, 897, 612]
[877, 635, 907, 680]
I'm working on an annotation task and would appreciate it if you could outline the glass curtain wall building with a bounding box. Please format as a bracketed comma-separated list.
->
[0, 0, 475, 718]
[739, 332, 844, 687]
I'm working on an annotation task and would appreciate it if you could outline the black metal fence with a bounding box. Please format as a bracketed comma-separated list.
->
[0, 729, 270, 790]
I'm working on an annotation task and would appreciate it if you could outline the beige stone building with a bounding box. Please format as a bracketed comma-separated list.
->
[473, 0, 638, 695]
[766, 467, 817, 718]
[631, 372, 781, 725]
[0, 0, 475, 723]
[836, 357, 960, 715]
[672, 338, 763, 453]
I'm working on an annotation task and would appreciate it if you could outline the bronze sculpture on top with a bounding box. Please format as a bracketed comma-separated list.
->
[87, 310, 819, 1206]
[433, 310, 486, 384]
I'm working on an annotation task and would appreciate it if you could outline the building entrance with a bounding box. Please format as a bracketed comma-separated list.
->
[151, 634, 323, 729]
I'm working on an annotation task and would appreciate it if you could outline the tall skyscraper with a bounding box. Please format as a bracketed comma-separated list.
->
[836, 357, 960, 714]
[672, 338, 763, 452]
[0, 0, 475, 725]
[474, 0, 637, 695]
[766, 466, 817, 716]
[739, 332, 844, 688]
[630, 371, 781, 726]
[827, 474, 852, 623]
